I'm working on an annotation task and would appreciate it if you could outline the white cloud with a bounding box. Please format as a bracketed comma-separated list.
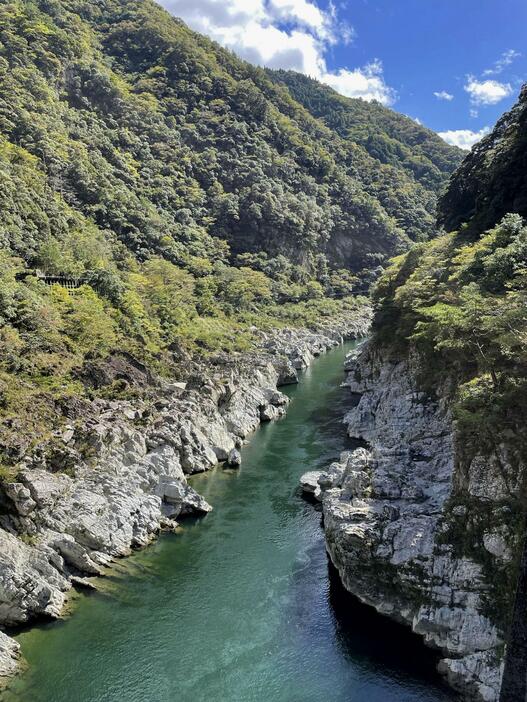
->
[269, 0, 327, 35]
[464, 77, 513, 106]
[434, 90, 454, 101]
[322, 60, 396, 104]
[438, 127, 491, 150]
[483, 49, 521, 76]
[159, 0, 395, 104]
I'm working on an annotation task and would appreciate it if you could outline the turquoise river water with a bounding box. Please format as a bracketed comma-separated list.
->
[1, 341, 456, 702]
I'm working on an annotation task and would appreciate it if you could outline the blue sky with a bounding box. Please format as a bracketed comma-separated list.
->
[160, 0, 527, 148]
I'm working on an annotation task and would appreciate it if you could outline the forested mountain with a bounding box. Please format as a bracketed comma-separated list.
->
[0, 0, 461, 275]
[0, 0, 462, 469]
[270, 69, 463, 241]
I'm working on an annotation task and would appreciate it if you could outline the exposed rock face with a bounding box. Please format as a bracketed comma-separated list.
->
[226, 449, 242, 467]
[0, 312, 371, 680]
[313, 341, 519, 702]
[299, 471, 323, 500]
[0, 632, 20, 681]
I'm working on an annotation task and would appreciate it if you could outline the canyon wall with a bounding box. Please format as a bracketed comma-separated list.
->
[306, 340, 525, 701]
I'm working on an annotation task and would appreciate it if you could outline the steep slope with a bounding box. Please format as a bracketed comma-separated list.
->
[439, 84, 527, 233]
[270, 69, 464, 242]
[310, 87, 527, 701]
[0, 0, 461, 274]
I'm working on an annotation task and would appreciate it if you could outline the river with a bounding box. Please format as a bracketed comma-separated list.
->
[1, 341, 455, 702]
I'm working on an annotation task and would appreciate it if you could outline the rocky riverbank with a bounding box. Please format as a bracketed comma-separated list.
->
[0, 309, 371, 682]
[301, 340, 520, 702]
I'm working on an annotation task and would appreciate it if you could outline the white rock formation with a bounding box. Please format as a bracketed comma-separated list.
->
[0, 314, 371, 680]
[315, 342, 516, 701]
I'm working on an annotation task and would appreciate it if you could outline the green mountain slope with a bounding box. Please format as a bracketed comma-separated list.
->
[270, 69, 463, 241]
[0, 0, 460, 273]
[0, 0, 462, 469]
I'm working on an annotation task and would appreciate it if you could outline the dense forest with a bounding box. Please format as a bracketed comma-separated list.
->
[0, 0, 462, 273]
[271, 69, 462, 243]
[0, 0, 462, 472]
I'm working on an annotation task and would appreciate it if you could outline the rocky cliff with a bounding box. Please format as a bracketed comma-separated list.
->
[300, 84, 527, 702]
[438, 84, 527, 234]
[0, 310, 371, 683]
[302, 334, 525, 700]
[317, 342, 516, 700]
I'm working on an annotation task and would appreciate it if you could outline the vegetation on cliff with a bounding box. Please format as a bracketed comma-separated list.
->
[438, 84, 527, 234]
[373, 211, 526, 472]
[371, 86, 527, 631]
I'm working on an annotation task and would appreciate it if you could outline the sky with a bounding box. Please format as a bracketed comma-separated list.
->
[158, 0, 527, 150]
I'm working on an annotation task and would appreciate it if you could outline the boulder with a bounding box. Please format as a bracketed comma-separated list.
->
[260, 404, 279, 422]
[157, 478, 212, 517]
[3, 483, 36, 517]
[299, 471, 323, 500]
[227, 449, 242, 467]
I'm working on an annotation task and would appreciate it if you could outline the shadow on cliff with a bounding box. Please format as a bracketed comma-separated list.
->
[327, 559, 457, 695]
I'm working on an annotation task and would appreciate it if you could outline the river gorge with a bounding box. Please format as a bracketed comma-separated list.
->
[0, 342, 454, 702]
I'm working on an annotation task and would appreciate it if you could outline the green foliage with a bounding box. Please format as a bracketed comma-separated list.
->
[373, 213, 527, 475]
[271, 69, 463, 241]
[0, 0, 459, 275]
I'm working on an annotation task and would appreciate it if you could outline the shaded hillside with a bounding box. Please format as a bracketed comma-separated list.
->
[270, 69, 464, 240]
[438, 84, 527, 233]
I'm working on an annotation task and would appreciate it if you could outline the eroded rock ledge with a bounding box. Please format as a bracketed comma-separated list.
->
[302, 340, 519, 702]
[0, 310, 370, 682]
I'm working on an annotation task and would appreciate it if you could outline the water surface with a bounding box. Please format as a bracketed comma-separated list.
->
[2, 342, 455, 702]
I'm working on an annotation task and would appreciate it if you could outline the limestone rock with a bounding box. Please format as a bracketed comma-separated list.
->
[48, 535, 102, 576]
[0, 530, 69, 626]
[299, 471, 323, 500]
[3, 483, 36, 516]
[315, 340, 514, 702]
[157, 479, 212, 517]
[483, 530, 512, 562]
[260, 404, 280, 422]
[0, 632, 21, 680]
